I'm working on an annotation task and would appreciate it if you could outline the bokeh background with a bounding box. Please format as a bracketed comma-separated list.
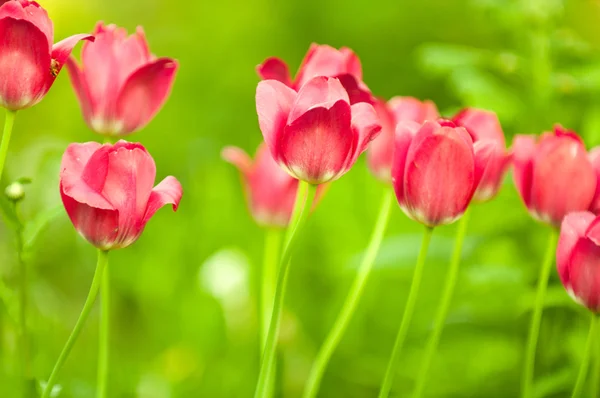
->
[1, 0, 600, 396]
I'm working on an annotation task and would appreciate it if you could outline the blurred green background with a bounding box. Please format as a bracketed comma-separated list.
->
[2, 0, 600, 396]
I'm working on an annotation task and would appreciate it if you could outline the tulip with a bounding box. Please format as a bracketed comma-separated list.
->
[556, 211, 600, 311]
[256, 76, 381, 185]
[66, 22, 178, 136]
[452, 108, 511, 202]
[367, 97, 439, 182]
[257, 43, 371, 104]
[60, 140, 183, 250]
[513, 125, 597, 227]
[0, 0, 93, 110]
[391, 119, 491, 227]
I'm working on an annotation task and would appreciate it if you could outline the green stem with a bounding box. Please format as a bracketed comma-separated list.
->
[42, 249, 108, 398]
[0, 109, 16, 181]
[521, 228, 559, 398]
[97, 250, 110, 398]
[261, 229, 283, 350]
[254, 182, 317, 398]
[284, 183, 307, 248]
[591, 333, 600, 398]
[302, 189, 394, 398]
[412, 211, 470, 398]
[571, 314, 598, 398]
[378, 226, 434, 398]
[13, 202, 29, 389]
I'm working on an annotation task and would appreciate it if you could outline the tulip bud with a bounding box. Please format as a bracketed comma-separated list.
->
[513, 125, 597, 227]
[256, 76, 381, 185]
[557, 212, 600, 312]
[5, 181, 25, 202]
[0, 0, 93, 110]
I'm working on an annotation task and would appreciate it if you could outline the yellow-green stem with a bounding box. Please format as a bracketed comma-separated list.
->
[97, 250, 110, 398]
[572, 314, 598, 398]
[0, 109, 16, 181]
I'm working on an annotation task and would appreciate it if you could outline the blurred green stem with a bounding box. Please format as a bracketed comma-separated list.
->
[378, 226, 434, 398]
[261, 229, 282, 350]
[521, 228, 558, 398]
[302, 188, 394, 398]
[97, 251, 110, 398]
[0, 109, 16, 181]
[591, 334, 600, 398]
[412, 211, 470, 398]
[42, 249, 108, 398]
[571, 314, 598, 398]
[254, 181, 317, 398]
[13, 201, 30, 389]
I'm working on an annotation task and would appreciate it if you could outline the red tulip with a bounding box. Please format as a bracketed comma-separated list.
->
[222, 144, 300, 227]
[0, 0, 93, 110]
[392, 120, 491, 227]
[60, 141, 182, 250]
[256, 76, 381, 185]
[557, 211, 600, 311]
[513, 125, 597, 227]
[453, 108, 511, 201]
[367, 97, 439, 182]
[256, 43, 371, 104]
[66, 22, 178, 136]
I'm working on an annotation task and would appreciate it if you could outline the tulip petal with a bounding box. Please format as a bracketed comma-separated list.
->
[60, 142, 114, 210]
[116, 26, 152, 74]
[388, 97, 440, 123]
[256, 79, 297, 159]
[367, 99, 396, 181]
[568, 237, 600, 311]
[512, 135, 537, 209]
[221, 146, 253, 176]
[0, 18, 50, 110]
[288, 76, 349, 123]
[589, 146, 600, 213]
[453, 108, 505, 145]
[348, 102, 381, 166]
[391, 120, 421, 203]
[115, 58, 178, 134]
[256, 57, 293, 87]
[403, 125, 475, 226]
[144, 176, 183, 223]
[0, 0, 52, 48]
[65, 57, 94, 124]
[281, 101, 353, 184]
[295, 44, 362, 87]
[558, 212, 595, 287]
[472, 140, 496, 195]
[51, 34, 95, 76]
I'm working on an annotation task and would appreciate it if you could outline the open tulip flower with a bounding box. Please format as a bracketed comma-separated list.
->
[452, 108, 511, 202]
[256, 76, 381, 185]
[392, 119, 493, 227]
[66, 22, 178, 136]
[60, 140, 183, 250]
[367, 97, 439, 182]
[513, 125, 598, 227]
[0, 0, 93, 110]
[257, 43, 372, 104]
[223, 143, 327, 227]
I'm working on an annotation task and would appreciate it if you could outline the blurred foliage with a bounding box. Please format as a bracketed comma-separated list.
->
[2, 0, 600, 397]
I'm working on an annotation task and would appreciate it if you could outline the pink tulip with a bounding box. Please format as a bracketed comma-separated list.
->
[367, 97, 439, 182]
[60, 141, 182, 250]
[66, 22, 178, 136]
[256, 76, 381, 185]
[557, 211, 600, 311]
[392, 120, 492, 227]
[453, 108, 511, 201]
[257, 43, 372, 104]
[0, 0, 93, 110]
[513, 125, 597, 227]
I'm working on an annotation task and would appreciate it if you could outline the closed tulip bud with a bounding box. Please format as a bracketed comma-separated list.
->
[513, 125, 597, 227]
[256, 43, 372, 104]
[557, 211, 600, 311]
[392, 120, 492, 227]
[367, 97, 439, 182]
[60, 141, 182, 250]
[0, 0, 93, 110]
[256, 76, 381, 185]
[223, 144, 326, 227]
[66, 22, 178, 137]
[453, 108, 511, 202]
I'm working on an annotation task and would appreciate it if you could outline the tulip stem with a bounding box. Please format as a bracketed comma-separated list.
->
[42, 248, 108, 398]
[571, 314, 599, 398]
[412, 210, 470, 398]
[254, 181, 318, 398]
[0, 109, 16, 181]
[302, 188, 394, 398]
[13, 201, 30, 389]
[97, 250, 110, 398]
[261, 228, 283, 350]
[591, 334, 600, 398]
[521, 228, 559, 398]
[378, 226, 434, 398]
